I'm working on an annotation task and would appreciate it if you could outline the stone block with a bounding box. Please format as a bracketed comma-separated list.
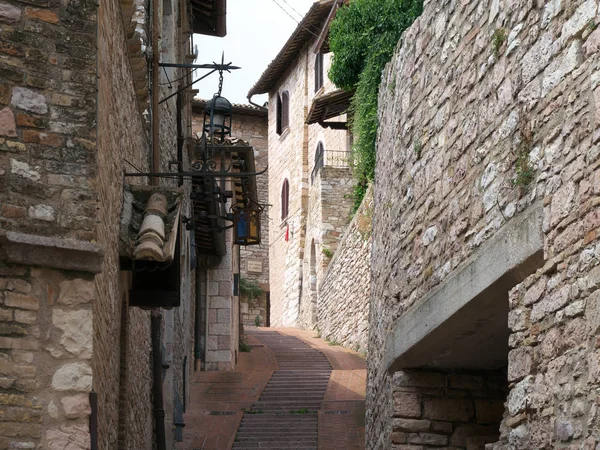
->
[394, 392, 421, 418]
[52, 309, 92, 359]
[60, 394, 91, 418]
[531, 285, 570, 322]
[0, 337, 38, 350]
[45, 424, 89, 450]
[208, 323, 230, 336]
[11, 87, 47, 115]
[0, 308, 12, 322]
[28, 204, 55, 222]
[431, 421, 453, 434]
[10, 159, 40, 182]
[51, 362, 92, 391]
[0, 323, 27, 336]
[508, 347, 532, 382]
[393, 418, 431, 432]
[4, 292, 39, 310]
[209, 296, 229, 309]
[393, 371, 446, 388]
[0, 107, 16, 137]
[14, 310, 36, 325]
[206, 335, 218, 351]
[391, 432, 407, 444]
[217, 308, 230, 323]
[218, 335, 230, 350]
[206, 350, 231, 363]
[408, 432, 448, 446]
[423, 398, 474, 422]
[448, 374, 484, 390]
[208, 309, 217, 324]
[57, 278, 95, 306]
[0, 3, 21, 23]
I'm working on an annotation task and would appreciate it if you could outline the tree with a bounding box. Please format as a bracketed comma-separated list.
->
[329, 0, 423, 209]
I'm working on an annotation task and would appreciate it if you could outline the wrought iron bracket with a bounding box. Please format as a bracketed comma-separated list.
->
[123, 166, 268, 180]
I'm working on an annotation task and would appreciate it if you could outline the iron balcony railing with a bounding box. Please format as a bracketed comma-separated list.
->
[311, 149, 351, 183]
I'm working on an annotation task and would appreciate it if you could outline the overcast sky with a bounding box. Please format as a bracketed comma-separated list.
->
[193, 0, 316, 105]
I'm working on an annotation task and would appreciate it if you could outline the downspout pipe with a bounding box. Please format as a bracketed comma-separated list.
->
[246, 94, 268, 111]
[151, 310, 167, 450]
[194, 269, 203, 369]
[150, 0, 165, 448]
[151, 0, 160, 186]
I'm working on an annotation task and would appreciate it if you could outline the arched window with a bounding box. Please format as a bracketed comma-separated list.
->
[276, 91, 289, 135]
[311, 141, 324, 184]
[314, 53, 324, 92]
[281, 179, 289, 220]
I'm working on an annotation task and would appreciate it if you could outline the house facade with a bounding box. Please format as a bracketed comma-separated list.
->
[248, 0, 355, 329]
[0, 0, 256, 448]
[192, 100, 270, 328]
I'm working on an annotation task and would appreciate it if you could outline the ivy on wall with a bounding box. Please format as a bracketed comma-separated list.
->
[329, 0, 423, 210]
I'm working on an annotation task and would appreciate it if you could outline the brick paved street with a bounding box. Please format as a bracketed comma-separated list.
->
[177, 327, 366, 450]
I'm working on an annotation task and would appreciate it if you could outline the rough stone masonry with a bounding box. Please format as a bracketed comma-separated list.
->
[368, 0, 600, 448]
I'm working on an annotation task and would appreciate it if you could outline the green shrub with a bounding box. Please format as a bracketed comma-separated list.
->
[329, 0, 423, 209]
[239, 277, 262, 300]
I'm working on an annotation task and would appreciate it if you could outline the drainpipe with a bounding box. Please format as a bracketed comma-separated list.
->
[246, 94, 267, 111]
[149, 0, 165, 447]
[151, 310, 166, 450]
[205, 269, 210, 365]
[151, 0, 160, 185]
[194, 269, 204, 370]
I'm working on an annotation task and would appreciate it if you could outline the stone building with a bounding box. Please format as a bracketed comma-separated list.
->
[0, 0, 259, 448]
[192, 99, 270, 328]
[248, 0, 356, 330]
[367, 0, 600, 449]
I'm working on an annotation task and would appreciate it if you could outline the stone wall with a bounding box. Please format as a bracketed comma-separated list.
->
[368, 0, 600, 448]
[0, 0, 196, 447]
[0, 0, 101, 447]
[97, 0, 154, 447]
[391, 370, 506, 449]
[317, 187, 371, 353]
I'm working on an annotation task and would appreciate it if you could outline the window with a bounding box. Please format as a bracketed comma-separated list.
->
[276, 91, 289, 135]
[276, 94, 282, 135]
[281, 179, 289, 220]
[311, 142, 324, 184]
[315, 53, 324, 92]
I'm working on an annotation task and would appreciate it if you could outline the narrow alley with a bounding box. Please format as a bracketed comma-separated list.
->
[177, 328, 366, 449]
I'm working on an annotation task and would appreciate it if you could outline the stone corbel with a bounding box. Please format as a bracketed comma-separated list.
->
[0, 230, 104, 274]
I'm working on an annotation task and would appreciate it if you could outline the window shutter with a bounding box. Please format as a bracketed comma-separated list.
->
[281, 179, 289, 220]
[276, 94, 282, 135]
[281, 92, 289, 130]
[315, 53, 323, 92]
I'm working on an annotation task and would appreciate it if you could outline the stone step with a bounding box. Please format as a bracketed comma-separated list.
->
[233, 445, 317, 449]
[233, 331, 332, 449]
[235, 432, 318, 439]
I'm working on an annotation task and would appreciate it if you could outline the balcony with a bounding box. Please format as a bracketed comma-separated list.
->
[311, 149, 351, 184]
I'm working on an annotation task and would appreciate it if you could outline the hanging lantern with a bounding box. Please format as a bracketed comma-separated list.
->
[233, 207, 261, 246]
[203, 94, 232, 141]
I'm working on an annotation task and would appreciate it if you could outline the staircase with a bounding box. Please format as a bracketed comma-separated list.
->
[233, 331, 332, 449]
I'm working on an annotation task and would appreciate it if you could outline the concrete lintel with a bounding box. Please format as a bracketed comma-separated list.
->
[384, 203, 544, 373]
[0, 230, 105, 274]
